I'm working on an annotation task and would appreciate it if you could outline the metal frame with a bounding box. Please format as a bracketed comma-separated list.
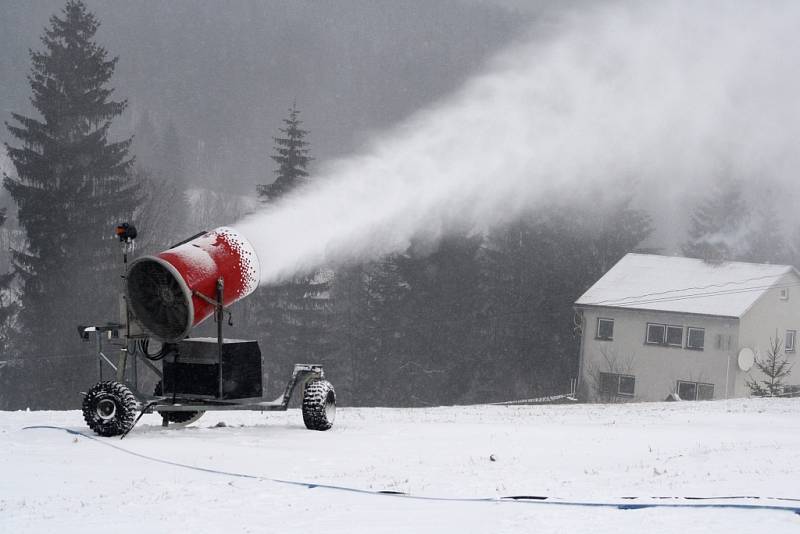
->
[145, 364, 325, 413]
[82, 322, 325, 418]
[81, 258, 325, 424]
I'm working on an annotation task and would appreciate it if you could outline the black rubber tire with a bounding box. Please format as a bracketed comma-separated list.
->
[82, 381, 138, 437]
[302, 379, 336, 431]
[153, 381, 204, 425]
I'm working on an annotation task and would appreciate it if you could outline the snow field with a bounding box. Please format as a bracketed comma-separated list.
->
[1, 399, 799, 533]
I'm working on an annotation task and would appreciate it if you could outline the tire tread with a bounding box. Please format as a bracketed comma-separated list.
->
[302, 379, 335, 431]
[82, 381, 138, 437]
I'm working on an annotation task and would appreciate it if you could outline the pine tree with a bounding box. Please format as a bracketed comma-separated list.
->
[481, 195, 652, 402]
[131, 165, 188, 252]
[324, 263, 370, 402]
[0, 208, 19, 409]
[159, 120, 185, 191]
[0, 208, 16, 356]
[389, 233, 485, 405]
[251, 103, 329, 393]
[743, 189, 790, 265]
[132, 110, 158, 170]
[3, 1, 136, 393]
[257, 103, 312, 202]
[746, 336, 793, 397]
[683, 179, 748, 262]
[584, 191, 654, 275]
[130, 114, 188, 249]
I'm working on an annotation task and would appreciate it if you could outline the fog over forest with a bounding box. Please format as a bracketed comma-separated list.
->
[2, 0, 794, 255]
[4, 6, 800, 531]
[1, 0, 799, 409]
[0, 0, 538, 192]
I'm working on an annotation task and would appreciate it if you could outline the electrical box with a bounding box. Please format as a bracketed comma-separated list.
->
[162, 338, 263, 400]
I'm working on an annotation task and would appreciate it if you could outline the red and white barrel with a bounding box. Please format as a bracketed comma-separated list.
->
[126, 227, 260, 342]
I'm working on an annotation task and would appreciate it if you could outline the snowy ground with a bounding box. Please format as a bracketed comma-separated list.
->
[2, 399, 799, 533]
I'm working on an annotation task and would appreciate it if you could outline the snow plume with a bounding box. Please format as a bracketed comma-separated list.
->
[234, 1, 800, 285]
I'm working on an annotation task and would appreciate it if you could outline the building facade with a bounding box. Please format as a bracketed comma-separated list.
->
[575, 254, 800, 402]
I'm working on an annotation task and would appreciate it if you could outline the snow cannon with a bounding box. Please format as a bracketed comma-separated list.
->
[126, 227, 260, 342]
[79, 224, 334, 438]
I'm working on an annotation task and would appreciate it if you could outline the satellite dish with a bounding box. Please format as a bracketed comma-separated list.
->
[737, 348, 755, 372]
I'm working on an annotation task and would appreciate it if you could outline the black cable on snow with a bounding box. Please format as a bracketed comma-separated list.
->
[120, 401, 158, 440]
[22, 425, 800, 515]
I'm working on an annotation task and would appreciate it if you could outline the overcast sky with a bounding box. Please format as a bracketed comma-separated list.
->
[0, 0, 554, 193]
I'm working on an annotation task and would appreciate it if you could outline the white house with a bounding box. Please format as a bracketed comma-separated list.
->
[575, 253, 800, 402]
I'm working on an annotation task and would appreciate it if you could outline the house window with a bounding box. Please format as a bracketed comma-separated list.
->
[600, 372, 635, 397]
[646, 323, 666, 344]
[596, 318, 614, 340]
[716, 334, 732, 351]
[780, 288, 789, 301]
[686, 327, 705, 350]
[666, 325, 683, 347]
[786, 330, 796, 353]
[618, 375, 635, 396]
[678, 380, 714, 400]
[697, 383, 715, 400]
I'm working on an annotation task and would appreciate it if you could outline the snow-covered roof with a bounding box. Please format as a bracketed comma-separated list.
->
[575, 253, 798, 318]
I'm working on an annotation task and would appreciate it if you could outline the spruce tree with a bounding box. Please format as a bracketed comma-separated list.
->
[130, 114, 189, 249]
[257, 103, 312, 202]
[481, 195, 652, 402]
[0, 209, 16, 356]
[393, 234, 485, 405]
[743, 190, 790, 265]
[683, 179, 748, 262]
[332, 258, 409, 405]
[159, 120, 185, 191]
[142, 119, 189, 244]
[746, 336, 793, 397]
[252, 104, 329, 393]
[3, 1, 135, 395]
[0, 208, 19, 410]
[132, 110, 158, 171]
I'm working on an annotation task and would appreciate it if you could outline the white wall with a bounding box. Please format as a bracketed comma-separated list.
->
[737, 272, 800, 397]
[578, 306, 739, 402]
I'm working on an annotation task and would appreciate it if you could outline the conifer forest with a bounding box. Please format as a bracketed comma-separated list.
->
[1, 1, 799, 409]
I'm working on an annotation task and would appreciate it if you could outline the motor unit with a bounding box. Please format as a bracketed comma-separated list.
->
[162, 338, 263, 400]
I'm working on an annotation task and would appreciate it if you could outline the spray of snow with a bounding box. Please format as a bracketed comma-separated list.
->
[234, 1, 800, 285]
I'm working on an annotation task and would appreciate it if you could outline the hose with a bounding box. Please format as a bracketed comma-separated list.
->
[138, 338, 167, 361]
[20, 426, 800, 516]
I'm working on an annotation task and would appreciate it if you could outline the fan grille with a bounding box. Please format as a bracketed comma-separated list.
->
[127, 259, 191, 342]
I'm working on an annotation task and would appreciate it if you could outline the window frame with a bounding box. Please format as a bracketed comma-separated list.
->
[686, 327, 705, 350]
[618, 375, 635, 396]
[677, 380, 696, 401]
[596, 317, 615, 341]
[678, 380, 714, 401]
[645, 323, 666, 345]
[665, 325, 683, 347]
[786, 330, 796, 353]
[697, 383, 715, 401]
[600, 372, 635, 397]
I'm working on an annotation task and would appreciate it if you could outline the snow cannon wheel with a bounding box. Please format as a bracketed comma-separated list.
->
[302, 379, 336, 431]
[153, 381, 204, 426]
[82, 381, 138, 437]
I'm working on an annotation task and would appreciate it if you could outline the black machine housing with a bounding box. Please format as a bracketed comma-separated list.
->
[163, 338, 263, 400]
